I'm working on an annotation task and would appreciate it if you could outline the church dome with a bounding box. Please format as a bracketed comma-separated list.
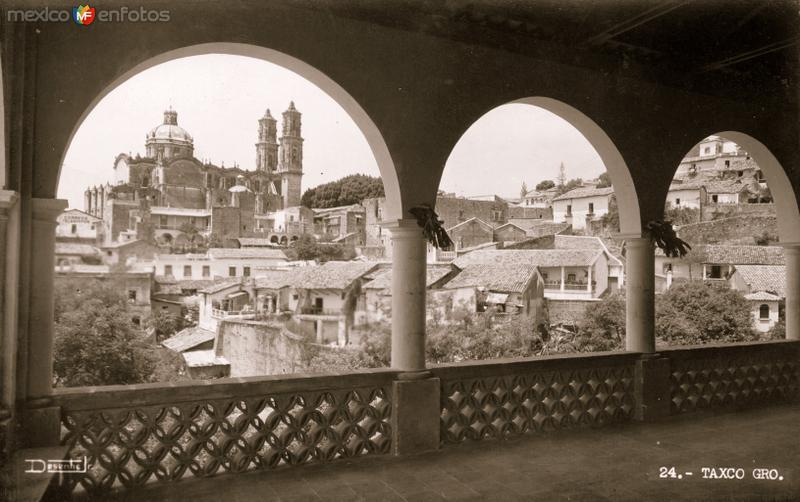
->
[147, 109, 193, 144]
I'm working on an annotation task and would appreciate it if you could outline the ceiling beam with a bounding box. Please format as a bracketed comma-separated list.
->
[585, 0, 689, 46]
[699, 36, 800, 72]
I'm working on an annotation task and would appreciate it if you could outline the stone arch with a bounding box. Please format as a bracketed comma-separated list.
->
[280, 236, 288, 245]
[714, 132, 800, 243]
[290, 235, 299, 242]
[57, 42, 402, 219]
[444, 97, 641, 236]
[510, 97, 641, 236]
[270, 235, 279, 244]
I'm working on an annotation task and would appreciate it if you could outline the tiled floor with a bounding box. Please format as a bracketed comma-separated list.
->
[91, 404, 800, 501]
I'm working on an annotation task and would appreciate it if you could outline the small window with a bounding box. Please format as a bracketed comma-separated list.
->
[71, 224, 77, 234]
[709, 265, 722, 279]
[588, 203, 594, 214]
[183, 265, 191, 277]
[725, 160, 730, 167]
[292, 294, 299, 300]
[229, 267, 236, 277]
[566, 205, 572, 216]
[243, 267, 251, 277]
[759, 304, 770, 320]
[712, 195, 718, 203]
[567, 274, 576, 282]
[128, 290, 137, 302]
[164, 265, 173, 276]
[675, 198, 681, 206]
[202, 265, 210, 277]
[160, 215, 168, 227]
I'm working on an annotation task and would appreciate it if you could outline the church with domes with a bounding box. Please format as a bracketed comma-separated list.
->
[84, 103, 306, 246]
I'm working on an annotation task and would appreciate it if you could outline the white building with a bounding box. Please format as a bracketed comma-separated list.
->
[56, 209, 101, 241]
[551, 187, 614, 230]
[151, 247, 288, 279]
[729, 264, 785, 333]
[666, 182, 706, 209]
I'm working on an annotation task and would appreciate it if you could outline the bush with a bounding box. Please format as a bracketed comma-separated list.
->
[655, 282, 757, 345]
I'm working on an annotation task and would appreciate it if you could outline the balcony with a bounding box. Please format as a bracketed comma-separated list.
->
[211, 308, 246, 319]
[299, 306, 341, 316]
[544, 280, 596, 291]
[41, 340, 800, 500]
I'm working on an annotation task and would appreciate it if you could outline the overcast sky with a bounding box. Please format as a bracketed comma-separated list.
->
[60, 54, 605, 209]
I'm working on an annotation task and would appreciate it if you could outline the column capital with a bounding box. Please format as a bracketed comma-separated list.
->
[0, 190, 19, 212]
[31, 198, 68, 222]
[380, 218, 424, 239]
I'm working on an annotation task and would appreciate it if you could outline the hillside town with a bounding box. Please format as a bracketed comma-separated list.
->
[55, 108, 783, 380]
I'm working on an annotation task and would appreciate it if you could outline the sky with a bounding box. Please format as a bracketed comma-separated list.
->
[60, 54, 605, 209]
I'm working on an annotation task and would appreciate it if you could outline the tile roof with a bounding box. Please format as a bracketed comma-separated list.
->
[364, 265, 454, 290]
[552, 186, 614, 201]
[199, 278, 246, 294]
[283, 262, 378, 290]
[237, 238, 277, 247]
[443, 263, 539, 293]
[704, 180, 751, 194]
[744, 291, 782, 302]
[553, 235, 604, 250]
[702, 245, 784, 265]
[254, 270, 292, 289]
[447, 217, 494, 233]
[178, 279, 218, 291]
[734, 265, 786, 297]
[454, 249, 601, 269]
[162, 326, 216, 352]
[55, 242, 99, 256]
[208, 248, 287, 260]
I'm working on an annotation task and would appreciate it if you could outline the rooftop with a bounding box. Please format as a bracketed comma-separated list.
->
[443, 263, 539, 293]
[284, 262, 378, 290]
[199, 278, 246, 295]
[208, 248, 287, 260]
[454, 249, 601, 269]
[701, 245, 784, 265]
[734, 264, 786, 297]
[162, 326, 216, 353]
[552, 186, 614, 201]
[54, 242, 98, 256]
[182, 350, 230, 368]
[364, 265, 454, 291]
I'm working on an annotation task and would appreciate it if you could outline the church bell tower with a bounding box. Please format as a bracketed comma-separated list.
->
[278, 101, 304, 208]
[255, 109, 278, 172]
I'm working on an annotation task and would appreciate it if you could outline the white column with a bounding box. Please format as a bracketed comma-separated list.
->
[27, 198, 68, 398]
[625, 237, 655, 353]
[385, 219, 427, 373]
[586, 266, 592, 293]
[560, 266, 565, 292]
[785, 245, 800, 340]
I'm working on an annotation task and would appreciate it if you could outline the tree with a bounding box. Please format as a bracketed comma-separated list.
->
[54, 299, 157, 387]
[535, 180, 555, 191]
[286, 234, 356, 262]
[596, 172, 612, 188]
[574, 291, 626, 352]
[655, 282, 757, 345]
[601, 195, 620, 233]
[555, 177, 584, 196]
[146, 310, 186, 342]
[301, 174, 384, 208]
[520, 181, 529, 198]
[664, 205, 700, 226]
[178, 222, 204, 252]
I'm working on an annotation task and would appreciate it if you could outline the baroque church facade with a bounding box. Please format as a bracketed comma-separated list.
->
[84, 103, 305, 245]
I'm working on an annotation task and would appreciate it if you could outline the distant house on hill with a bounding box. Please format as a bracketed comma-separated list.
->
[729, 264, 785, 333]
[552, 187, 614, 230]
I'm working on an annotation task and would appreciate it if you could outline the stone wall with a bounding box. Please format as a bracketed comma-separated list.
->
[546, 298, 600, 326]
[700, 202, 775, 222]
[217, 319, 309, 377]
[678, 214, 778, 245]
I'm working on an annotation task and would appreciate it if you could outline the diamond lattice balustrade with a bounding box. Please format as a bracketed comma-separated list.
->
[666, 342, 800, 414]
[52, 371, 395, 496]
[431, 352, 638, 444]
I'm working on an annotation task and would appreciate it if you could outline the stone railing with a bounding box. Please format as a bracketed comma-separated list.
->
[430, 351, 639, 444]
[51, 369, 397, 497]
[663, 340, 800, 415]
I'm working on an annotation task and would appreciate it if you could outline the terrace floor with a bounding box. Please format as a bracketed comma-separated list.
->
[93, 403, 800, 502]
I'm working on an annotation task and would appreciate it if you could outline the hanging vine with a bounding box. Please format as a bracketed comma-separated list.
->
[646, 219, 691, 258]
[409, 204, 453, 249]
